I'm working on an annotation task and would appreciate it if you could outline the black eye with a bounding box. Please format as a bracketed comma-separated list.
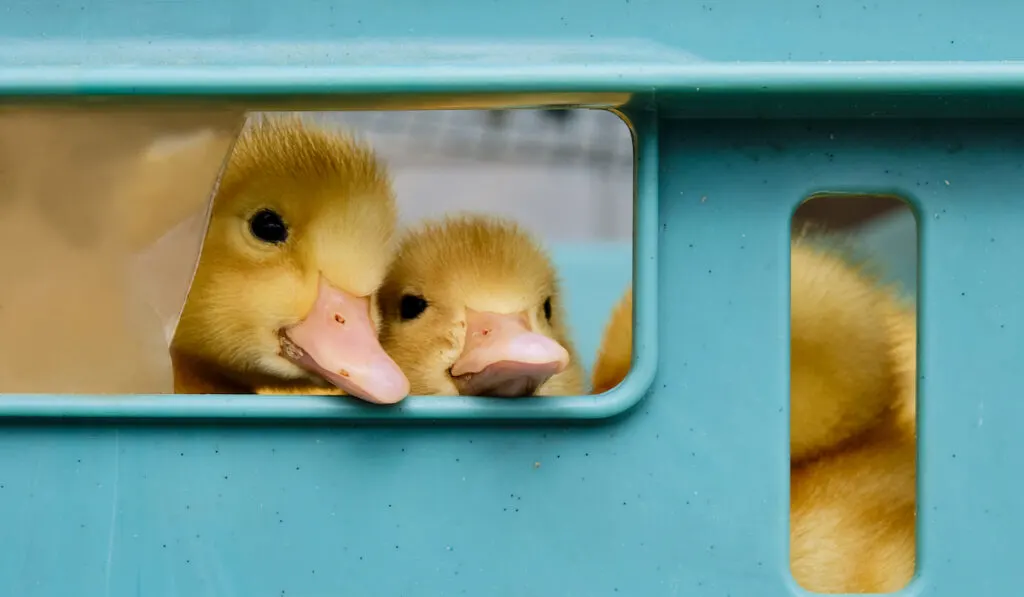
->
[249, 209, 288, 244]
[399, 295, 428, 320]
[543, 297, 553, 321]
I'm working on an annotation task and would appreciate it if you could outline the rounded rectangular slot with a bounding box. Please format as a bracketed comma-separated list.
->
[789, 192, 918, 594]
[0, 107, 655, 422]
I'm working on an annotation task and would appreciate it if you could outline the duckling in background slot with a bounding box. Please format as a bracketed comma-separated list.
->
[788, 237, 916, 593]
[589, 237, 917, 593]
[171, 114, 410, 404]
[591, 286, 633, 397]
[377, 214, 586, 397]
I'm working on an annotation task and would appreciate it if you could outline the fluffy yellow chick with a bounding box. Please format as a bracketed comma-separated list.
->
[591, 286, 632, 396]
[788, 239, 916, 462]
[376, 214, 586, 397]
[791, 241, 917, 593]
[171, 114, 410, 404]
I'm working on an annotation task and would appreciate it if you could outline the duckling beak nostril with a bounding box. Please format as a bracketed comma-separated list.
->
[280, 275, 410, 404]
[449, 308, 569, 398]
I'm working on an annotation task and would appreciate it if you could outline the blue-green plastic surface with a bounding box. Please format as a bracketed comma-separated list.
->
[4, 0, 1024, 594]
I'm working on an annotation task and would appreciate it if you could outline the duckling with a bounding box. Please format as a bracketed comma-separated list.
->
[789, 239, 917, 592]
[788, 238, 916, 462]
[591, 239, 915, 463]
[376, 214, 585, 397]
[591, 286, 632, 395]
[170, 114, 410, 404]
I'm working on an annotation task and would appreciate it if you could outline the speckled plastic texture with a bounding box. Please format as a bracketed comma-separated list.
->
[3, 0, 1024, 594]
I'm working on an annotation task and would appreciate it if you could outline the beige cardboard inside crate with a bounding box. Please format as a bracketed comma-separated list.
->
[0, 107, 245, 394]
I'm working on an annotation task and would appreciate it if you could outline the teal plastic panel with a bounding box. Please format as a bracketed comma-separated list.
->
[5, 115, 1024, 596]
[2, 0, 1024, 595]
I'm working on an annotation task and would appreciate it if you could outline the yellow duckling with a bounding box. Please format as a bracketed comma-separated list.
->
[791, 241, 917, 593]
[591, 287, 632, 396]
[788, 238, 916, 462]
[171, 114, 410, 404]
[376, 214, 586, 397]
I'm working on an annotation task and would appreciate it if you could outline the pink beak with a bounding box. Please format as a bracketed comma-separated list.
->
[449, 309, 570, 397]
[280, 276, 410, 404]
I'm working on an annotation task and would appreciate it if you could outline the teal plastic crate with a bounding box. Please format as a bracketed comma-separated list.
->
[2, 0, 1024, 595]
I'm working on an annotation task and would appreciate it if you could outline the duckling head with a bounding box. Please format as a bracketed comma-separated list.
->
[173, 114, 409, 403]
[377, 214, 585, 397]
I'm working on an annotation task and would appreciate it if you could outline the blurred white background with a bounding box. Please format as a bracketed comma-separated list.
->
[311, 109, 635, 241]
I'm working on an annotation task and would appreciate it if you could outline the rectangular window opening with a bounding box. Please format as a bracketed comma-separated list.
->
[789, 192, 918, 594]
[0, 106, 654, 421]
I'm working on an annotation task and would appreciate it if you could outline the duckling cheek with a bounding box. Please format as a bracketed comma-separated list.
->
[279, 276, 410, 404]
[449, 309, 570, 398]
